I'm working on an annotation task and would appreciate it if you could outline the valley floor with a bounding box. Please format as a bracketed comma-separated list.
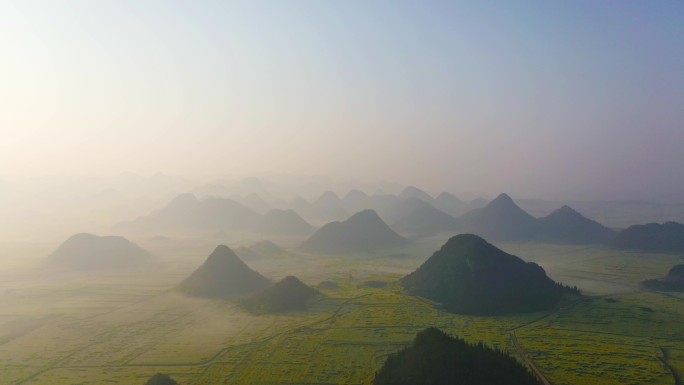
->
[1, 238, 683, 385]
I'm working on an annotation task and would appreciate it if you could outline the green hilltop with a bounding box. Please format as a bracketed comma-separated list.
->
[179, 245, 270, 298]
[242, 276, 321, 313]
[400, 234, 568, 315]
[373, 327, 543, 385]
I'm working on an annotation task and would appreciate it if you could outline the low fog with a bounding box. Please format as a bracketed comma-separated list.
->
[1, 2, 684, 385]
[2, 174, 684, 261]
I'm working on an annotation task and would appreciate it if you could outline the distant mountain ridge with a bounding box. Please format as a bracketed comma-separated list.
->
[453, 193, 614, 244]
[384, 197, 436, 223]
[387, 192, 615, 244]
[115, 187, 483, 235]
[398, 186, 434, 203]
[254, 209, 315, 235]
[239, 193, 271, 214]
[115, 194, 260, 233]
[434, 192, 469, 217]
[458, 193, 538, 241]
[642, 264, 684, 291]
[392, 199, 462, 235]
[250, 240, 286, 254]
[342, 189, 371, 213]
[301, 209, 408, 254]
[116, 194, 317, 236]
[308, 191, 348, 221]
[535, 205, 615, 244]
[235, 240, 288, 260]
[287, 188, 482, 225]
[116, 190, 619, 246]
[47, 233, 152, 270]
[612, 221, 684, 252]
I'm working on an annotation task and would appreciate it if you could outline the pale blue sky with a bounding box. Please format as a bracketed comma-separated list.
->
[1, 1, 683, 200]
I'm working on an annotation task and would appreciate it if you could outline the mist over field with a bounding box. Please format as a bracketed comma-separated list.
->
[1, 1, 684, 385]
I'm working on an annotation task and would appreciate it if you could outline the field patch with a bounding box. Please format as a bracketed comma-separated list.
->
[1, 241, 683, 385]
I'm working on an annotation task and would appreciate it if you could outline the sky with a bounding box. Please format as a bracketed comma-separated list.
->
[1, 1, 683, 201]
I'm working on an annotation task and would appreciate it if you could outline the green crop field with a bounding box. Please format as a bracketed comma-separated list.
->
[1, 237, 683, 385]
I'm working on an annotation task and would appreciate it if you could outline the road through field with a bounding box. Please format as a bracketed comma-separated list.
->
[506, 300, 581, 385]
[660, 347, 683, 385]
[510, 331, 551, 385]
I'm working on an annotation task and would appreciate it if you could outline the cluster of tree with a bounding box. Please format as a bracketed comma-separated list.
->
[562, 284, 581, 295]
[373, 328, 543, 385]
[144, 373, 179, 385]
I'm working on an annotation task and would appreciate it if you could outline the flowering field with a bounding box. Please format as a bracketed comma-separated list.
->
[1, 241, 682, 385]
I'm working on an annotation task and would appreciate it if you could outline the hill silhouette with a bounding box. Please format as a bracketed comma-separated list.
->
[234, 246, 264, 260]
[250, 240, 286, 254]
[342, 189, 371, 213]
[301, 209, 408, 254]
[384, 197, 434, 223]
[535, 205, 615, 244]
[235, 240, 287, 260]
[466, 197, 489, 211]
[308, 191, 348, 221]
[161, 192, 199, 217]
[434, 192, 468, 217]
[373, 327, 543, 385]
[240, 193, 271, 214]
[612, 221, 684, 252]
[643, 264, 684, 291]
[456, 194, 612, 244]
[400, 234, 565, 315]
[144, 373, 179, 385]
[459, 193, 538, 241]
[392, 201, 462, 235]
[189, 196, 261, 229]
[254, 209, 316, 236]
[47, 233, 152, 270]
[398, 186, 434, 203]
[289, 195, 312, 215]
[179, 245, 270, 298]
[242, 276, 320, 312]
[116, 194, 260, 232]
[366, 193, 402, 219]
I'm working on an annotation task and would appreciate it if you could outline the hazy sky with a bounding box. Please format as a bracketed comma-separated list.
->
[1, 1, 683, 200]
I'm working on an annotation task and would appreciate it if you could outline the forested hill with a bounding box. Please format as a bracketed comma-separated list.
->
[373, 327, 543, 385]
